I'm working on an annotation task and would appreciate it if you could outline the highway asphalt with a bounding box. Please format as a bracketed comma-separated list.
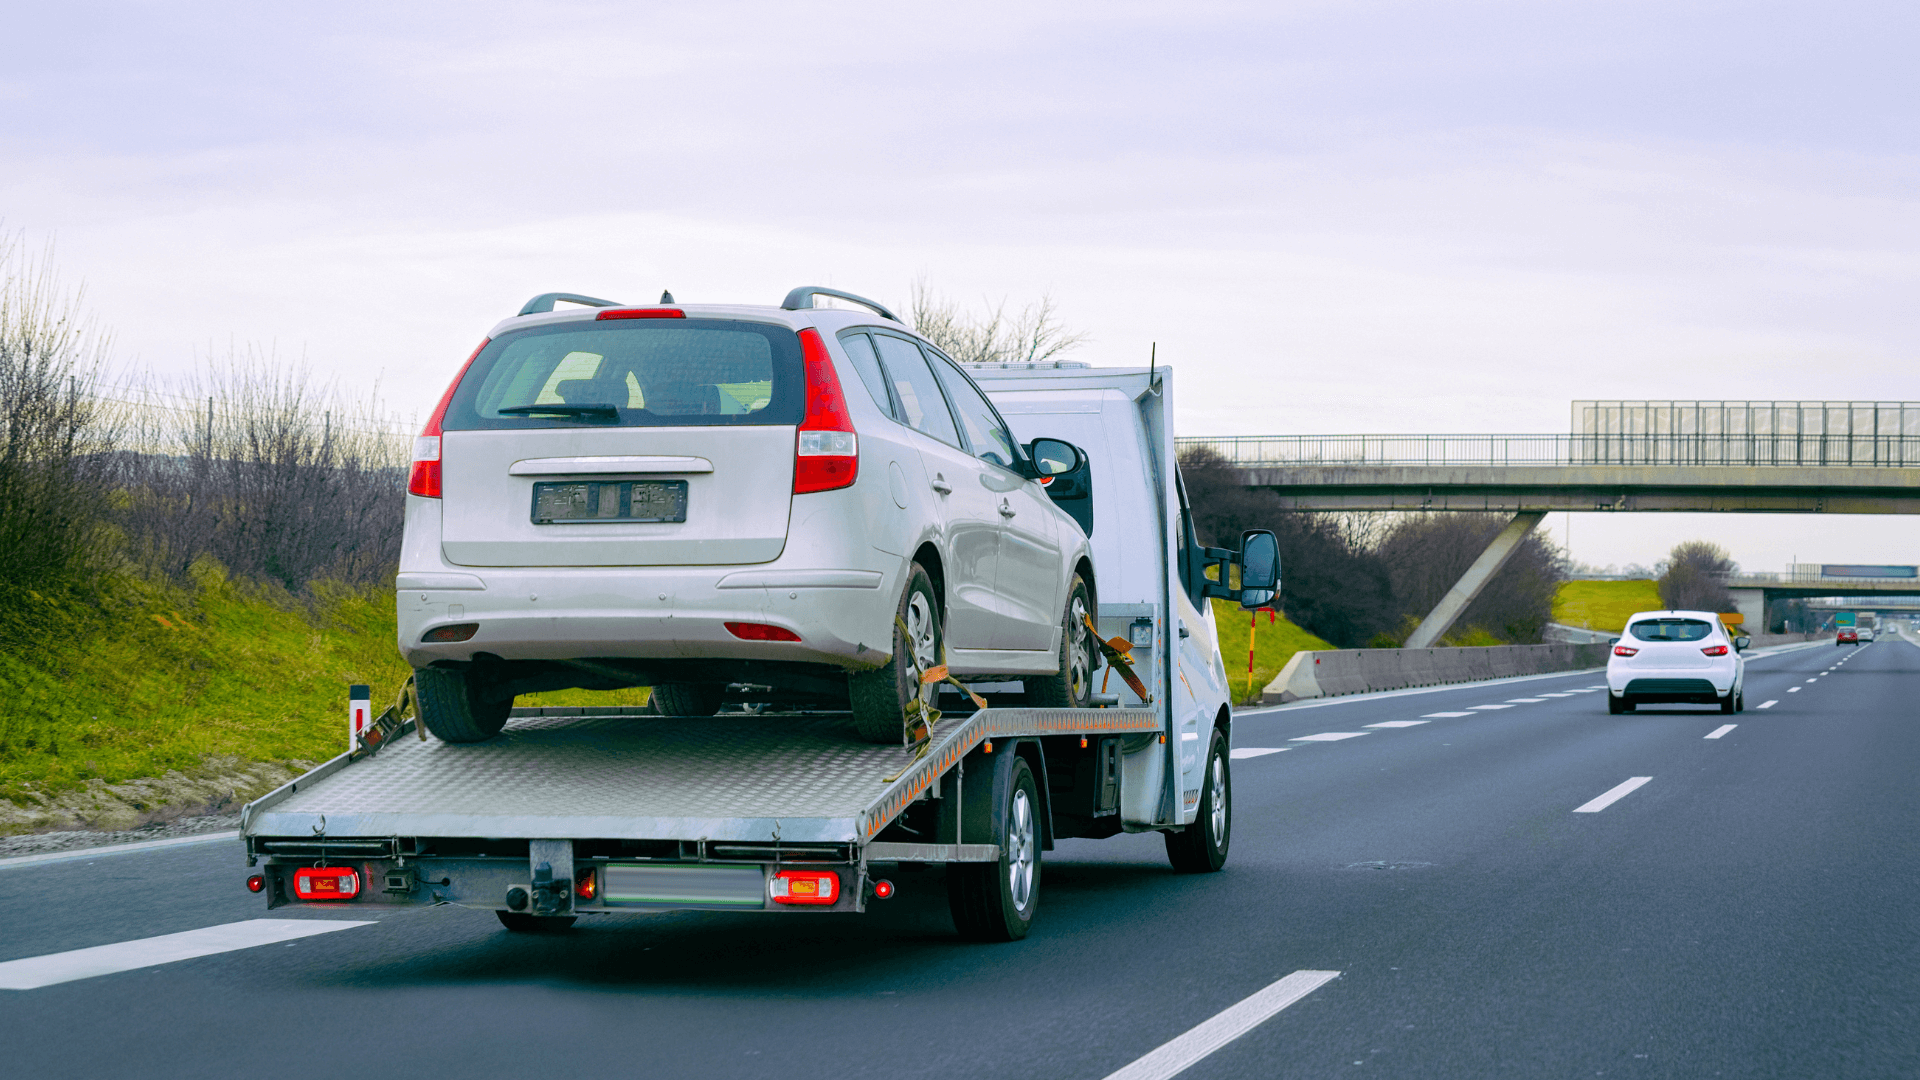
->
[3, 636, 1915, 1079]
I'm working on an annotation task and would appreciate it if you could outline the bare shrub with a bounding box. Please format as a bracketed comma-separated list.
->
[118, 352, 408, 592]
[1373, 514, 1568, 644]
[1657, 540, 1737, 613]
[909, 279, 1089, 365]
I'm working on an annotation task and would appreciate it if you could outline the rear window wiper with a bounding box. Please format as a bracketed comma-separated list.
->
[496, 404, 620, 420]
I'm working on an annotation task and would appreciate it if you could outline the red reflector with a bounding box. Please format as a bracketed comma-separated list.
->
[1701, 645, 1729, 656]
[246, 875, 265, 893]
[575, 867, 597, 901]
[793, 328, 858, 494]
[422, 622, 479, 643]
[595, 307, 686, 320]
[725, 621, 802, 642]
[872, 879, 894, 900]
[293, 867, 360, 901]
[1613, 645, 1638, 657]
[768, 869, 840, 905]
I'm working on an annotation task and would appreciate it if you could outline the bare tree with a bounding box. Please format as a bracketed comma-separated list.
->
[1374, 514, 1568, 644]
[909, 279, 1089, 365]
[1657, 540, 1737, 613]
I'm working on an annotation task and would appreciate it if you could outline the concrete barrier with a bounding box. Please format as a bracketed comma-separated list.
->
[1262, 642, 1612, 704]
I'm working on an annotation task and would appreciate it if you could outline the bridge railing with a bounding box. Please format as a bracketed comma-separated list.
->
[1176, 434, 1920, 469]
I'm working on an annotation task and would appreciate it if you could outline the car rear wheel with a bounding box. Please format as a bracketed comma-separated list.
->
[1607, 693, 1632, 714]
[496, 912, 576, 932]
[1166, 731, 1231, 873]
[849, 562, 941, 744]
[1023, 575, 1093, 709]
[948, 754, 1041, 941]
[415, 667, 513, 743]
[649, 683, 725, 717]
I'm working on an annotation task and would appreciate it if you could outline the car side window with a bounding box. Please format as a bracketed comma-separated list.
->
[925, 350, 1021, 470]
[835, 331, 896, 419]
[872, 333, 961, 447]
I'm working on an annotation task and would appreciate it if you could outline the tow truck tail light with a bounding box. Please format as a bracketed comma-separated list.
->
[409, 338, 490, 498]
[725, 621, 802, 642]
[293, 867, 360, 900]
[246, 874, 265, 893]
[793, 328, 858, 494]
[575, 867, 597, 901]
[1613, 645, 1638, 657]
[1701, 645, 1729, 656]
[768, 869, 839, 905]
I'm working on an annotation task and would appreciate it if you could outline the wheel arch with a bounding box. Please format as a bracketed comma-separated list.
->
[913, 541, 947, 624]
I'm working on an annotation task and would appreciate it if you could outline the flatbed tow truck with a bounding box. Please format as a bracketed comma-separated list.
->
[240, 360, 1278, 940]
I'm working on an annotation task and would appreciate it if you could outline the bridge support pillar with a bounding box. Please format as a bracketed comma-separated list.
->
[1726, 588, 1768, 633]
[1404, 511, 1547, 649]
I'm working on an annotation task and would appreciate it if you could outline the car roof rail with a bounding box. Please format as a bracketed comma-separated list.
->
[780, 286, 901, 324]
[518, 292, 625, 316]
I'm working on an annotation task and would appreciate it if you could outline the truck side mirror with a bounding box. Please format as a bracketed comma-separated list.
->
[1237, 530, 1279, 609]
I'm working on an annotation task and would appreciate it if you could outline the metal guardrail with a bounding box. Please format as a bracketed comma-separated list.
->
[1176, 434, 1920, 469]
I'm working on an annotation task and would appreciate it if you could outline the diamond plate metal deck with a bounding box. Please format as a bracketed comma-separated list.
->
[244, 708, 1160, 845]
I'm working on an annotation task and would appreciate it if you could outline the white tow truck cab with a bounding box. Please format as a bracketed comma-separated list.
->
[241, 357, 1278, 940]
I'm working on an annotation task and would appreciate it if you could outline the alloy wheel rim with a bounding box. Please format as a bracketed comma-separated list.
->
[905, 592, 938, 676]
[1067, 593, 1091, 701]
[1208, 753, 1227, 842]
[1008, 789, 1036, 911]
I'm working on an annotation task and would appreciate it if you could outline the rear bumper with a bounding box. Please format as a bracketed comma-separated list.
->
[1607, 665, 1736, 700]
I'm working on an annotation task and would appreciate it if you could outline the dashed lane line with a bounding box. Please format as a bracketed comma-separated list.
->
[1230, 748, 1290, 759]
[1573, 776, 1653, 813]
[0, 919, 374, 990]
[1505, 698, 1547, 703]
[1788, 687, 1801, 693]
[1366, 721, 1429, 728]
[1757, 700, 1778, 709]
[1291, 732, 1370, 742]
[1100, 970, 1342, 1080]
[1705, 724, 1737, 739]
[1538, 692, 1578, 698]
[1468, 704, 1514, 710]
[1805, 678, 1818, 683]
[1422, 712, 1476, 718]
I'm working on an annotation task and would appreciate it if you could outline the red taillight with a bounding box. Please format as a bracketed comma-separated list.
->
[1613, 645, 1638, 657]
[793, 328, 858, 494]
[872, 879, 894, 900]
[575, 867, 597, 901]
[725, 621, 802, 642]
[246, 875, 265, 893]
[293, 867, 360, 901]
[409, 338, 489, 498]
[768, 869, 840, 905]
[422, 622, 478, 643]
[1702, 645, 1729, 656]
[595, 307, 686, 320]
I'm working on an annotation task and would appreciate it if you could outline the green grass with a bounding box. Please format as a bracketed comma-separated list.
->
[1210, 600, 1336, 704]
[1553, 579, 1663, 633]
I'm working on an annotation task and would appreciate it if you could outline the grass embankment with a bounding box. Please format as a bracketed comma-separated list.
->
[1209, 600, 1335, 704]
[1552, 579, 1663, 633]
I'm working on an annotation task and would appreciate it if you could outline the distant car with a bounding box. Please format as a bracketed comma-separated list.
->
[1607, 610, 1748, 714]
[1858, 628, 1876, 642]
[1837, 628, 1858, 645]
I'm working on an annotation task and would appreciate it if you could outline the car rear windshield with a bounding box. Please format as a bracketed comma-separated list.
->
[1629, 618, 1714, 642]
[441, 319, 804, 430]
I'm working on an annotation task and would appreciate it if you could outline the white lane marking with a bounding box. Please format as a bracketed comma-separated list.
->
[1705, 724, 1737, 739]
[1469, 704, 1514, 710]
[1366, 721, 1429, 728]
[1422, 711, 1475, 718]
[1230, 748, 1290, 759]
[1788, 687, 1800, 692]
[1562, 688, 1601, 694]
[1583, 685, 1607, 689]
[1538, 692, 1578, 697]
[1757, 700, 1778, 709]
[1805, 678, 1818, 683]
[0, 919, 373, 990]
[1100, 970, 1341, 1080]
[1505, 698, 1547, 703]
[1573, 776, 1652, 813]
[1291, 732, 1370, 742]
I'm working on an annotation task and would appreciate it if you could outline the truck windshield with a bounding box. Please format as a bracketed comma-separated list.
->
[442, 319, 804, 430]
[1629, 619, 1713, 642]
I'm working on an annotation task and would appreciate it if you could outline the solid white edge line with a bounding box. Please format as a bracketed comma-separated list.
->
[1704, 724, 1737, 739]
[0, 918, 374, 990]
[1101, 970, 1342, 1080]
[0, 831, 240, 871]
[1573, 776, 1652, 813]
[1756, 700, 1777, 709]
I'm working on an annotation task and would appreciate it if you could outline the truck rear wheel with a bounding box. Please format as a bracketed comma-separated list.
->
[650, 683, 725, 717]
[1023, 575, 1093, 709]
[495, 911, 576, 932]
[949, 754, 1041, 941]
[415, 667, 512, 743]
[849, 563, 941, 744]
[1166, 731, 1230, 873]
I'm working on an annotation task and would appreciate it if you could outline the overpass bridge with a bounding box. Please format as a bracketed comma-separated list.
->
[1723, 570, 1920, 630]
[1177, 401, 1920, 648]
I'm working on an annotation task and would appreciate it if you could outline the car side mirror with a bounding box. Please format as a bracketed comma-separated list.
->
[1734, 636, 1751, 651]
[1025, 438, 1094, 535]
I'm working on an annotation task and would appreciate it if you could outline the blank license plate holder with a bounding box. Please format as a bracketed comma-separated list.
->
[531, 480, 688, 524]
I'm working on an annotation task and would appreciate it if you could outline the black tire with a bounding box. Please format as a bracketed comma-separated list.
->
[1166, 731, 1231, 873]
[649, 683, 725, 717]
[1720, 691, 1737, 714]
[949, 754, 1041, 942]
[1024, 574, 1094, 709]
[415, 667, 512, 743]
[1734, 690, 1745, 714]
[849, 563, 941, 744]
[495, 911, 576, 932]
[1608, 693, 1626, 715]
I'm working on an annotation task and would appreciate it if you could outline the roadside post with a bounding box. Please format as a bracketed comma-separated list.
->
[348, 684, 371, 751]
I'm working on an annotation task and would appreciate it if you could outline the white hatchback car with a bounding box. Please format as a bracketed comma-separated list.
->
[1606, 610, 1749, 714]
[398, 287, 1097, 743]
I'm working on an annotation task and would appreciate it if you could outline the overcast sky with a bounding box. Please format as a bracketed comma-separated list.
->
[5, 0, 1918, 573]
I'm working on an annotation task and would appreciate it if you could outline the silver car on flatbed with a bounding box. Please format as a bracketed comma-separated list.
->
[399, 287, 1098, 742]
